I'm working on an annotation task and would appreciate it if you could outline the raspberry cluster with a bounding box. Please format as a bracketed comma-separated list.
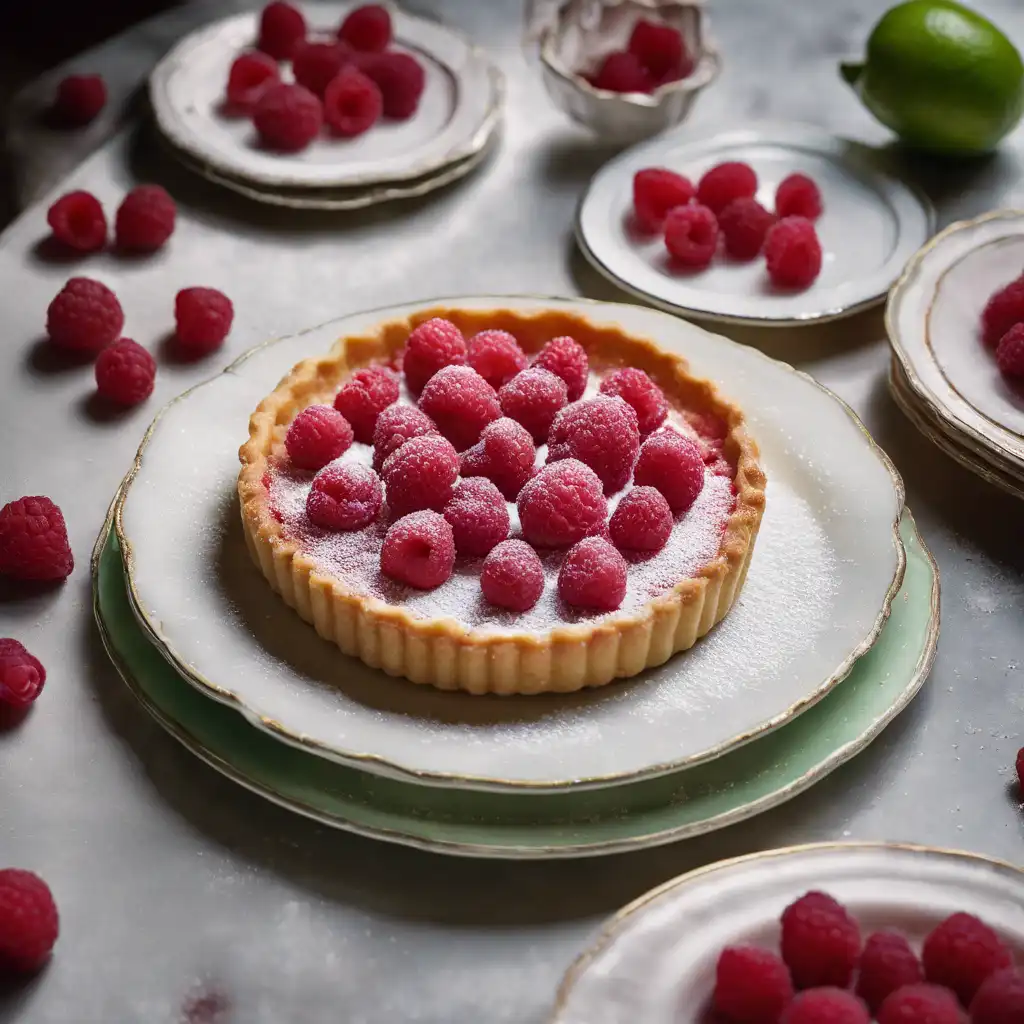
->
[586, 18, 693, 93]
[980, 276, 1024, 381]
[46, 184, 176, 255]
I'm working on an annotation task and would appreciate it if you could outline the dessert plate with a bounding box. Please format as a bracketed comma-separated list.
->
[95, 510, 938, 858]
[149, 5, 503, 190]
[552, 843, 1024, 1020]
[577, 123, 934, 325]
[115, 296, 905, 791]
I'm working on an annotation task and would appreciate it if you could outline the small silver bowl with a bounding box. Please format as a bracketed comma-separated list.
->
[538, 0, 720, 142]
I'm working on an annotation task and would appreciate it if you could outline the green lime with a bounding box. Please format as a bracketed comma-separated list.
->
[841, 0, 1024, 155]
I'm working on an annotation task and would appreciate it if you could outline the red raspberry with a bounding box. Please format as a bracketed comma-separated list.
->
[609, 486, 672, 552]
[443, 478, 510, 556]
[357, 51, 426, 120]
[284, 404, 354, 470]
[548, 395, 640, 495]
[558, 536, 627, 612]
[632, 167, 695, 233]
[981, 277, 1024, 347]
[95, 339, 156, 405]
[372, 404, 438, 472]
[226, 51, 281, 112]
[856, 930, 924, 1013]
[254, 82, 323, 151]
[996, 323, 1024, 379]
[46, 191, 107, 252]
[0, 870, 59, 973]
[382, 434, 460, 516]
[467, 330, 528, 390]
[591, 51, 652, 93]
[765, 217, 822, 290]
[257, 1, 306, 60]
[922, 913, 1012, 1006]
[53, 74, 106, 126]
[339, 4, 392, 52]
[46, 276, 123, 354]
[970, 968, 1024, 1024]
[713, 946, 795, 1024]
[292, 41, 347, 98]
[0, 639, 46, 708]
[718, 197, 776, 261]
[0, 497, 73, 582]
[664, 203, 719, 269]
[499, 367, 568, 443]
[599, 367, 668, 435]
[174, 287, 234, 355]
[781, 892, 862, 991]
[115, 184, 176, 252]
[380, 510, 454, 589]
[324, 67, 382, 136]
[877, 984, 962, 1024]
[533, 336, 589, 402]
[697, 161, 759, 214]
[418, 365, 502, 451]
[460, 417, 537, 500]
[403, 317, 467, 394]
[627, 19, 690, 81]
[479, 540, 544, 611]
[517, 459, 607, 548]
[633, 430, 705, 513]
[333, 365, 399, 443]
[780, 989, 869, 1024]
[776, 173, 823, 221]
[306, 463, 382, 531]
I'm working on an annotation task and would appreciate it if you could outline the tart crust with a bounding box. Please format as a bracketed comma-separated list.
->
[238, 307, 767, 695]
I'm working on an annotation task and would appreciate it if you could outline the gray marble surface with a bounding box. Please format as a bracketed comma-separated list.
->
[2, 1, 1023, 1022]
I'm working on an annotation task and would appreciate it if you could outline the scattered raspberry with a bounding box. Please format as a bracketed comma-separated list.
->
[877, 984, 962, 1024]
[633, 430, 705, 513]
[0, 497, 73, 582]
[418, 365, 502, 451]
[664, 203, 719, 269]
[467, 330, 528, 390]
[46, 191, 107, 252]
[498, 367, 568, 443]
[765, 217, 822, 290]
[443, 478, 510, 557]
[174, 287, 234, 355]
[357, 51, 426, 119]
[403, 317, 467, 394]
[46, 276, 123, 354]
[53, 74, 106, 126]
[718, 197, 776, 261]
[460, 417, 537, 500]
[981, 277, 1024, 347]
[627, 19, 690, 81]
[480, 540, 544, 611]
[333, 365, 399, 443]
[306, 463, 382, 531]
[292, 41, 347, 98]
[95, 339, 156, 405]
[970, 968, 1024, 1024]
[697, 161, 758, 214]
[382, 434, 460, 516]
[632, 167, 695, 233]
[922, 912, 1012, 1006]
[558, 536, 627, 612]
[226, 51, 281, 111]
[533, 335, 589, 402]
[324, 67, 382, 137]
[380, 510, 454, 589]
[0, 640, 46, 708]
[996, 323, 1024, 379]
[257, 1, 307, 60]
[599, 367, 668, 435]
[856, 930, 925, 1013]
[284, 404, 354, 470]
[713, 946, 795, 1024]
[591, 51, 652, 93]
[548, 395, 640, 494]
[517, 459, 607, 548]
[0, 870, 59, 974]
[781, 892, 862, 990]
[780, 989, 869, 1024]
[775, 174, 823, 221]
[608, 486, 672, 552]
[115, 185, 176, 252]
[372, 404, 438, 472]
[254, 82, 323, 151]
[339, 4, 392, 52]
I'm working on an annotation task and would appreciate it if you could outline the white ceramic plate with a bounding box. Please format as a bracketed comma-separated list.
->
[577, 123, 934, 325]
[552, 843, 1024, 1023]
[149, 4, 503, 190]
[115, 296, 905, 792]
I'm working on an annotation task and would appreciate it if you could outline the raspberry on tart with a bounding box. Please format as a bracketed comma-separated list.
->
[634, 429, 705, 513]
[307, 463, 382, 531]
[558, 537, 628, 611]
[333, 365, 399, 443]
[599, 367, 668, 435]
[460, 417, 536, 500]
[372, 404, 438, 472]
[285, 404, 353, 470]
[380, 511, 454, 589]
[467, 330, 529, 390]
[480, 540, 544, 612]
[498, 367, 568, 443]
[382, 433, 460, 516]
[518, 459, 608, 548]
[443, 478, 510, 557]
[532, 335, 588, 401]
[418, 365, 502, 452]
[403, 317, 467, 394]
[547, 395, 641, 494]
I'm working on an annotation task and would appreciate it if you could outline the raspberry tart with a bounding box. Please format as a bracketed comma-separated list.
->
[238, 307, 765, 694]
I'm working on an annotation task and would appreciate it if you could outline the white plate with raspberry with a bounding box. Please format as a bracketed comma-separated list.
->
[551, 842, 1024, 1022]
[149, 4, 503, 191]
[576, 123, 934, 326]
[115, 296, 905, 791]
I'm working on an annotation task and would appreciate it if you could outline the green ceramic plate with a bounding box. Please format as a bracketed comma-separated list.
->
[92, 513, 938, 859]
